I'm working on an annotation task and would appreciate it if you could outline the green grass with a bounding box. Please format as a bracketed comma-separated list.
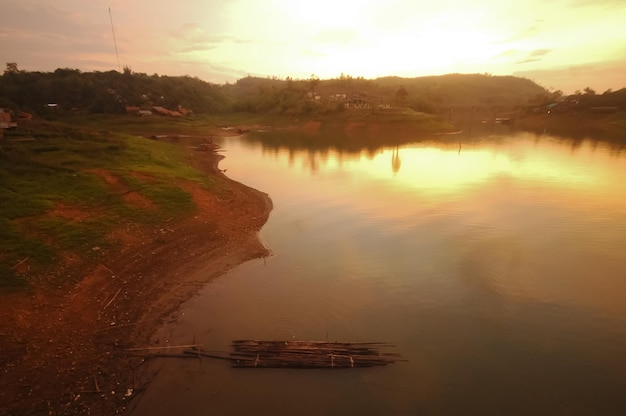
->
[65, 113, 222, 136]
[0, 110, 456, 288]
[0, 117, 220, 289]
[0, 218, 55, 288]
[34, 217, 112, 256]
[120, 173, 196, 219]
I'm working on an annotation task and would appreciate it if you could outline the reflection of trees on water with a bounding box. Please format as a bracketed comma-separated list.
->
[252, 127, 625, 175]
[263, 143, 417, 177]
[251, 129, 430, 155]
[263, 145, 333, 175]
[391, 147, 401, 174]
[448, 107, 626, 150]
[251, 128, 440, 176]
[305, 150, 319, 174]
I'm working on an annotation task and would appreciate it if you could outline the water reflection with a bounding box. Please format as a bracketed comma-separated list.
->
[133, 130, 626, 416]
[231, 130, 626, 331]
[391, 147, 401, 174]
[249, 132, 626, 203]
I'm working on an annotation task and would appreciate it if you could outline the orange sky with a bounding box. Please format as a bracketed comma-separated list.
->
[1, 0, 625, 93]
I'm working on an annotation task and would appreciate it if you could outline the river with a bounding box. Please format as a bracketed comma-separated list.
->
[131, 128, 626, 415]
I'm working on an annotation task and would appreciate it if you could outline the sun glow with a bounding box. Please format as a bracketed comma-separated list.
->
[3, 0, 626, 91]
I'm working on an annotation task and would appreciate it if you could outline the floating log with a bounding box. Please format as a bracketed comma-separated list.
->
[228, 340, 401, 369]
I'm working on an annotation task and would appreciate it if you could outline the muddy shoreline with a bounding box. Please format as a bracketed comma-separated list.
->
[0, 144, 272, 415]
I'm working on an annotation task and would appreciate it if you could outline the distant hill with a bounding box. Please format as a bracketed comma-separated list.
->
[0, 67, 228, 115]
[226, 73, 552, 115]
[374, 73, 550, 109]
[1, 66, 552, 116]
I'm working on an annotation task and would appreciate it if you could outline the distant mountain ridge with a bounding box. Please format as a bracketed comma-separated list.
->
[0, 67, 556, 116]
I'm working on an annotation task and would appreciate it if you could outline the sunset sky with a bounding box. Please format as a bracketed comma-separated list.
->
[1, 0, 625, 94]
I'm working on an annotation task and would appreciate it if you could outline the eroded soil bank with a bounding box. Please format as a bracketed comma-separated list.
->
[0, 144, 272, 415]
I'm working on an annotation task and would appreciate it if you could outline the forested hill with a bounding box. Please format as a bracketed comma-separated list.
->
[226, 73, 553, 114]
[375, 74, 551, 110]
[1, 66, 554, 116]
[0, 68, 229, 115]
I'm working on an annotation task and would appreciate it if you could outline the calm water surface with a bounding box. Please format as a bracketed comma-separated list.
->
[132, 131, 626, 415]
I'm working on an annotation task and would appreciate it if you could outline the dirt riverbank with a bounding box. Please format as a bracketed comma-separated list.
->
[0, 143, 272, 415]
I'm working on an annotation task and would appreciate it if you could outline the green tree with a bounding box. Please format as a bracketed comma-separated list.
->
[583, 87, 596, 95]
[4, 62, 19, 74]
[308, 74, 320, 94]
[395, 86, 409, 107]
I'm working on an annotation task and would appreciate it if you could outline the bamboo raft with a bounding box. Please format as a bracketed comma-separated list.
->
[125, 340, 403, 369]
[225, 340, 401, 369]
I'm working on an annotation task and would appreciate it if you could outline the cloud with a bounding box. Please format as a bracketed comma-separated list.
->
[494, 48, 552, 65]
[0, 1, 121, 71]
[0, 2, 103, 40]
[164, 23, 252, 55]
[175, 36, 230, 54]
[149, 57, 250, 83]
[505, 20, 545, 42]
[515, 48, 552, 64]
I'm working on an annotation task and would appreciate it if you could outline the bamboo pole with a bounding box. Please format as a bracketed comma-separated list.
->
[103, 288, 122, 309]
[11, 257, 29, 270]
[124, 344, 202, 351]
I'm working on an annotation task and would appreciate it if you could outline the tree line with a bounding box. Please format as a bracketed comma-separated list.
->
[2, 63, 624, 117]
[0, 64, 228, 115]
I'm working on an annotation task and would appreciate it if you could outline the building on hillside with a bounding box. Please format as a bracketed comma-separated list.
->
[0, 108, 18, 139]
[125, 105, 141, 115]
[151, 106, 184, 117]
[0, 109, 11, 128]
[151, 106, 171, 116]
[329, 93, 347, 101]
[177, 106, 193, 116]
[17, 111, 33, 120]
[345, 93, 370, 109]
[339, 92, 390, 110]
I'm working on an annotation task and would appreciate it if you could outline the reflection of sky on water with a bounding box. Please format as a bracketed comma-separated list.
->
[224, 132, 626, 322]
[134, 132, 626, 416]
[256, 133, 626, 198]
[238, 132, 626, 219]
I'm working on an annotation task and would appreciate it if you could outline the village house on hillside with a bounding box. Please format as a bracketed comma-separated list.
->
[124, 105, 192, 117]
[320, 92, 391, 110]
[0, 109, 11, 128]
[344, 93, 390, 110]
[0, 108, 18, 139]
[124, 105, 141, 114]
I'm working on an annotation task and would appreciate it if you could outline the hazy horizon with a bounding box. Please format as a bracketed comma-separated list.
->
[1, 0, 625, 94]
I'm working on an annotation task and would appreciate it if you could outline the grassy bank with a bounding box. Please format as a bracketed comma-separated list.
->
[0, 109, 456, 288]
[0, 117, 220, 289]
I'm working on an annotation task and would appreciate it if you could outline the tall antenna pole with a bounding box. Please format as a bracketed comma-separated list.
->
[109, 7, 121, 72]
